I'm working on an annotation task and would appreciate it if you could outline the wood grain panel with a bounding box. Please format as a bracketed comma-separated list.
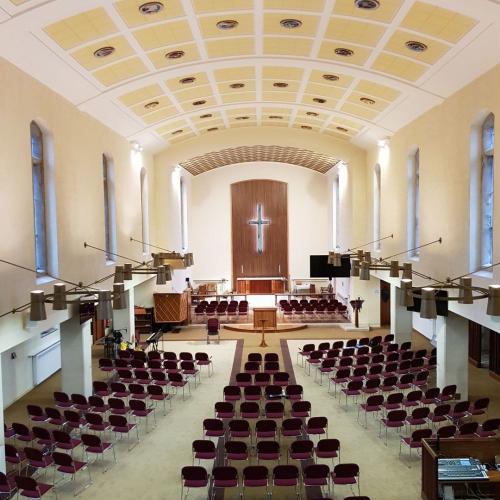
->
[231, 180, 288, 290]
[468, 320, 482, 368]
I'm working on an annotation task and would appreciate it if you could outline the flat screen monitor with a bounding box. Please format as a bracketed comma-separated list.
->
[310, 255, 351, 278]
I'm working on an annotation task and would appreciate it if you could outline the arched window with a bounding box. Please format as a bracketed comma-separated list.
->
[140, 168, 149, 254]
[407, 148, 420, 258]
[373, 164, 381, 251]
[332, 174, 340, 249]
[180, 176, 188, 252]
[102, 154, 117, 262]
[31, 120, 57, 278]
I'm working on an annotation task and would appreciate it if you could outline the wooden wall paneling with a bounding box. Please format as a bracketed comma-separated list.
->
[231, 180, 288, 290]
[489, 330, 500, 380]
[468, 320, 482, 367]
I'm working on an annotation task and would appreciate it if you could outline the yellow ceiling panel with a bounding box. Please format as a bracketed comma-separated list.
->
[191, 111, 223, 123]
[199, 125, 227, 135]
[180, 96, 218, 111]
[227, 107, 257, 116]
[294, 117, 325, 127]
[206, 37, 255, 57]
[221, 92, 256, 103]
[262, 67, 304, 81]
[324, 17, 386, 47]
[133, 20, 193, 51]
[228, 115, 256, 122]
[296, 109, 329, 121]
[371, 52, 428, 81]
[71, 36, 135, 71]
[264, 0, 325, 11]
[262, 92, 298, 102]
[328, 123, 357, 136]
[333, 0, 404, 24]
[323, 129, 350, 140]
[142, 106, 179, 124]
[119, 84, 164, 106]
[341, 102, 379, 120]
[301, 94, 338, 110]
[401, 2, 477, 43]
[262, 107, 293, 115]
[165, 72, 211, 92]
[194, 118, 225, 129]
[218, 81, 256, 93]
[214, 67, 255, 82]
[262, 81, 301, 92]
[131, 95, 172, 116]
[332, 117, 365, 130]
[262, 121, 288, 127]
[263, 13, 320, 37]
[173, 85, 214, 102]
[192, 0, 254, 14]
[308, 69, 354, 88]
[263, 37, 313, 57]
[93, 57, 148, 86]
[231, 121, 258, 128]
[292, 123, 321, 132]
[114, 0, 186, 28]
[304, 83, 347, 100]
[318, 42, 372, 66]
[354, 80, 401, 101]
[198, 13, 254, 38]
[9, 0, 30, 4]
[148, 43, 201, 69]
[346, 91, 390, 112]
[44, 8, 118, 50]
[169, 132, 197, 144]
[384, 30, 450, 65]
[156, 120, 190, 135]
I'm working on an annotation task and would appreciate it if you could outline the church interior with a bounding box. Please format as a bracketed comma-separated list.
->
[1, 0, 500, 499]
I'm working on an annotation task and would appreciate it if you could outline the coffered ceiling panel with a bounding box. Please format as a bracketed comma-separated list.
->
[332, 0, 404, 24]
[93, 57, 148, 86]
[133, 20, 193, 50]
[114, 0, 186, 28]
[264, 0, 326, 12]
[206, 37, 255, 57]
[148, 43, 201, 69]
[71, 36, 135, 71]
[317, 42, 373, 65]
[371, 52, 428, 81]
[263, 13, 321, 36]
[263, 37, 314, 56]
[165, 72, 211, 92]
[119, 84, 164, 106]
[198, 14, 254, 38]
[384, 30, 451, 64]
[324, 18, 387, 47]
[192, 0, 254, 14]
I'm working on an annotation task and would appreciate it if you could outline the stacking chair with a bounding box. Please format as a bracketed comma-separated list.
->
[280, 419, 303, 441]
[45, 408, 66, 429]
[421, 387, 440, 407]
[236, 373, 253, 387]
[399, 428, 432, 468]
[379, 409, 407, 445]
[211, 467, 239, 499]
[435, 385, 456, 404]
[456, 422, 479, 438]
[52, 451, 92, 496]
[195, 352, 213, 377]
[0, 472, 16, 498]
[81, 433, 116, 474]
[303, 464, 330, 498]
[228, 419, 252, 445]
[223, 386, 241, 404]
[264, 402, 285, 422]
[446, 401, 470, 424]
[244, 386, 262, 404]
[85, 412, 111, 438]
[329, 368, 350, 397]
[357, 395, 383, 429]
[405, 407, 430, 434]
[264, 361, 280, 376]
[168, 372, 191, 401]
[32, 426, 56, 451]
[52, 430, 81, 456]
[253, 373, 270, 387]
[14, 476, 54, 500]
[191, 440, 216, 466]
[214, 402, 235, 419]
[285, 385, 303, 401]
[297, 344, 315, 367]
[475, 418, 500, 437]
[382, 393, 404, 416]
[92, 381, 112, 399]
[108, 398, 130, 417]
[290, 401, 311, 419]
[180, 466, 210, 500]
[71, 394, 93, 412]
[264, 385, 283, 401]
[26, 405, 48, 428]
[288, 440, 314, 463]
[147, 384, 172, 416]
[108, 415, 139, 451]
[12, 423, 35, 446]
[88, 397, 109, 416]
[130, 399, 157, 433]
[240, 402, 260, 420]
[272, 465, 300, 498]
[206, 318, 220, 344]
[339, 380, 363, 410]
[315, 439, 341, 466]
[256, 420, 278, 442]
[53, 392, 74, 409]
[331, 463, 360, 498]
[316, 359, 336, 386]
[273, 372, 290, 387]
[5, 444, 26, 474]
[181, 361, 201, 388]
[225, 441, 250, 465]
[304, 416, 328, 439]
[202, 419, 226, 441]
[468, 398, 490, 420]
[402, 390, 423, 410]
[255, 441, 280, 465]
[434, 425, 457, 440]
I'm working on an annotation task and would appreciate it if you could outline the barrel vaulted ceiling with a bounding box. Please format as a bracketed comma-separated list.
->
[0, 0, 499, 155]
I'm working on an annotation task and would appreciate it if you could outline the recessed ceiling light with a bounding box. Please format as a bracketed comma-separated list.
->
[405, 41, 428, 52]
[207, 127, 218, 132]
[217, 20, 239, 30]
[301, 126, 312, 130]
[230, 83, 245, 89]
[165, 51, 185, 59]
[193, 100, 206, 106]
[337, 127, 349, 132]
[179, 77, 196, 84]
[269, 116, 283, 119]
[322, 74, 339, 82]
[94, 47, 115, 58]
[171, 129, 183, 135]
[200, 114, 212, 119]
[139, 2, 164, 14]
[313, 98, 326, 104]
[273, 82, 289, 88]
[236, 116, 250, 120]
[334, 48, 354, 57]
[307, 112, 319, 116]
[280, 19, 302, 29]
[354, 0, 380, 10]
[360, 97, 376, 105]
[144, 101, 159, 109]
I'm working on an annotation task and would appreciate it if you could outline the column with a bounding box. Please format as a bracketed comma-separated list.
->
[0, 355, 5, 473]
[60, 315, 92, 397]
[437, 312, 469, 400]
[112, 288, 135, 344]
[390, 283, 413, 345]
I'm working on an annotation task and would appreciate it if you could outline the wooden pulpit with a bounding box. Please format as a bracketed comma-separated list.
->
[253, 307, 277, 331]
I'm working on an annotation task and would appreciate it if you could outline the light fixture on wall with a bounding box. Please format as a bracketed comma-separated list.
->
[131, 140, 143, 151]
[130, 237, 194, 270]
[378, 137, 390, 147]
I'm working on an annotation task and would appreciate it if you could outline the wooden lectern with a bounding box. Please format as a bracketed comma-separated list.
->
[253, 307, 277, 348]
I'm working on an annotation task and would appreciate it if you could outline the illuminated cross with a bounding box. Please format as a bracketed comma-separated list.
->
[249, 204, 270, 254]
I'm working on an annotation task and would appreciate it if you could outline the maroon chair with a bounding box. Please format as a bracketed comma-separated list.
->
[14, 476, 53, 500]
[211, 466, 239, 498]
[191, 440, 216, 466]
[108, 397, 130, 417]
[255, 420, 278, 441]
[244, 386, 262, 403]
[93, 381, 112, 399]
[163, 352, 179, 362]
[228, 419, 252, 443]
[405, 407, 430, 433]
[339, 380, 363, 410]
[456, 421, 479, 438]
[264, 385, 283, 401]
[32, 426, 55, 450]
[223, 386, 241, 403]
[53, 429, 81, 456]
[110, 382, 130, 400]
[236, 373, 253, 387]
[361, 378, 381, 400]
[180, 361, 200, 388]
[202, 418, 226, 441]
[303, 464, 330, 497]
[12, 422, 34, 446]
[402, 390, 423, 409]
[315, 439, 341, 465]
[288, 440, 314, 463]
[5, 444, 26, 474]
[304, 416, 328, 439]
[421, 387, 440, 407]
[264, 361, 280, 376]
[379, 409, 407, 445]
[85, 412, 110, 437]
[285, 385, 303, 401]
[475, 418, 500, 438]
[433, 425, 457, 439]
[240, 402, 260, 420]
[52, 451, 92, 496]
[108, 414, 139, 451]
[147, 350, 161, 361]
[273, 372, 290, 387]
[468, 398, 489, 420]
[168, 372, 191, 401]
[26, 405, 48, 427]
[81, 433, 116, 473]
[195, 352, 213, 377]
[129, 399, 157, 433]
[280, 418, 303, 440]
[255, 441, 280, 464]
[382, 392, 404, 415]
[272, 465, 300, 498]
[147, 384, 172, 416]
[329, 368, 350, 397]
[331, 463, 360, 498]
[206, 318, 220, 344]
[0, 471, 16, 498]
[411, 370, 429, 390]
[71, 394, 93, 412]
[357, 395, 383, 429]
[128, 383, 148, 401]
[435, 384, 456, 404]
[446, 401, 470, 424]
[224, 441, 250, 465]
[290, 401, 311, 419]
[53, 391, 73, 409]
[297, 344, 315, 367]
[214, 402, 235, 419]
[88, 396, 109, 415]
[45, 407, 66, 428]
[399, 428, 433, 468]
[245, 361, 260, 376]
[264, 402, 285, 421]
[24, 446, 53, 478]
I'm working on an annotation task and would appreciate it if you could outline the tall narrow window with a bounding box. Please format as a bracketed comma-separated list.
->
[31, 122, 47, 273]
[414, 149, 420, 256]
[140, 168, 149, 254]
[482, 114, 494, 267]
[332, 174, 340, 249]
[373, 164, 381, 251]
[407, 148, 420, 258]
[102, 154, 117, 262]
[180, 176, 188, 252]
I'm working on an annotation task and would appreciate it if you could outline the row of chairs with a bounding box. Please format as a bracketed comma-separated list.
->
[223, 384, 303, 403]
[282, 304, 348, 322]
[214, 400, 312, 421]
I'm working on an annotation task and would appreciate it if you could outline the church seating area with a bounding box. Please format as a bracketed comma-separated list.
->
[193, 300, 249, 324]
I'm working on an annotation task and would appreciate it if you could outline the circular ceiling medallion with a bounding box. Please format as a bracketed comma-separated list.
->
[236, 116, 250, 120]
[337, 127, 349, 132]
[301, 126, 312, 130]
[307, 111, 319, 116]
[171, 130, 183, 135]
[179, 77, 196, 84]
[165, 51, 185, 59]
[193, 100, 206, 106]
[269, 116, 283, 119]
[354, 0, 380, 10]
[322, 74, 339, 82]
[139, 2, 164, 14]
[207, 127, 218, 132]
[230, 83, 245, 89]
[313, 98, 326, 104]
[94, 46, 115, 58]
[200, 114, 212, 119]
[273, 82, 289, 88]
[216, 20, 239, 30]
[280, 19, 302, 29]
[360, 97, 376, 105]
[144, 101, 159, 109]
[334, 48, 354, 57]
[405, 40, 428, 52]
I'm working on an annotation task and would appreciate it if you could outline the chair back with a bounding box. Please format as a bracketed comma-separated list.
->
[224, 441, 247, 454]
[434, 404, 451, 417]
[109, 415, 128, 428]
[203, 419, 224, 432]
[12, 422, 30, 436]
[212, 466, 238, 481]
[411, 428, 433, 442]
[386, 392, 404, 405]
[85, 412, 104, 425]
[290, 440, 313, 453]
[387, 409, 407, 422]
[192, 440, 215, 454]
[52, 430, 72, 445]
[24, 447, 44, 462]
[14, 476, 40, 493]
[366, 395, 383, 407]
[52, 451, 74, 468]
[147, 385, 163, 397]
[256, 440, 279, 453]
[441, 384, 457, 396]
[229, 419, 250, 432]
[256, 420, 277, 433]
[181, 466, 208, 481]
[81, 433, 102, 447]
[457, 422, 479, 436]
[453, 400, 471, 413]
[411, 407, 430, 419]
[45, 407, 62, 420]
[206, 319, 220, 333]
[130, 400, 146, 412]
[333, 463, 359, 478]
[32, 426, 51, 441]
[307, 416, 327, 430]
[473, 397, 490, 410]
[303, 464, 329, 479]
[481, 418, 500, 432]
[27, 405, 44, 417]
[317, 438, 340, 453]
[243, 465, 268, 481]
[282, 418, 302, 431]
[437, 425, 457, 438]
